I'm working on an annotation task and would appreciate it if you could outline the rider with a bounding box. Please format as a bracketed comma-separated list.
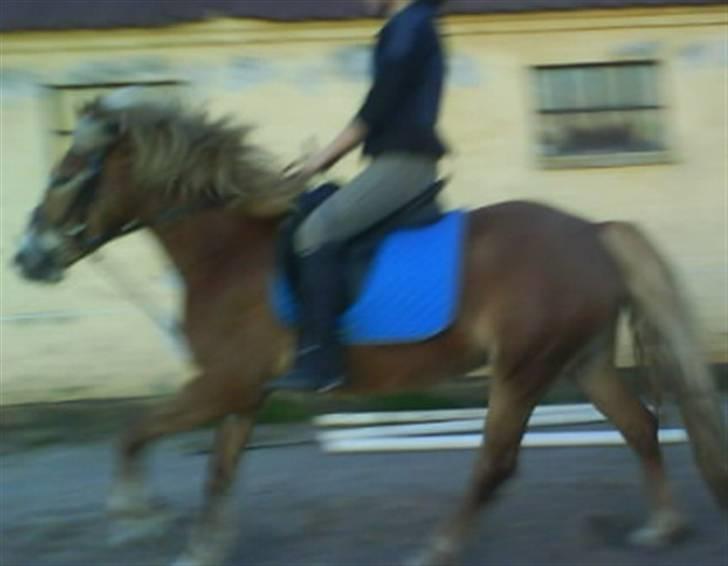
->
[268, 0, 449, 392]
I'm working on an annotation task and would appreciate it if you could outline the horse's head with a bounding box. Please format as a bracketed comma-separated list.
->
[14, 89, 157, 282]
[15, 88, 305, 283]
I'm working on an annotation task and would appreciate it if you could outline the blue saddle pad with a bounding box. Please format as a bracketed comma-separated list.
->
[270, 211, 468, 345]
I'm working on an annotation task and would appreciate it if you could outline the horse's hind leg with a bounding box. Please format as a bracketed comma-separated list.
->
[414, 369, 550, 566]
[575, 350, 685, 546]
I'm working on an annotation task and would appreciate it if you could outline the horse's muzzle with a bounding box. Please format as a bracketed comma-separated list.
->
[13, 234, 64, 283]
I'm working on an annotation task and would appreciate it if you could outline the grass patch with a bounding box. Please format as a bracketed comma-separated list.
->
[354, 392, 477, 412]
[257, 398, 316, 424]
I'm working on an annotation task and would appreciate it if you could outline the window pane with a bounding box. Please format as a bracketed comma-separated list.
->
[616, 66, 642, 107]
[614, 64, 656, 107]
[627, 109, 664, 151]
[536, 70, 557, 111]
[571, 112, 623, 154]
[581, 66, 610, 109]
[638, 64, 659, 106]
[537, 114, 565, 156]
[539, 110, 666, 155]
[549, 68, 581, 111]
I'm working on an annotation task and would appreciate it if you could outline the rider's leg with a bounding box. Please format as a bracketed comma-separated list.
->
[266, 153, 437, 393]
[295, 153, 437, 255]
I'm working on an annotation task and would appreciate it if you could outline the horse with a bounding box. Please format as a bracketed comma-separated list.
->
[13, 89, 727, 566]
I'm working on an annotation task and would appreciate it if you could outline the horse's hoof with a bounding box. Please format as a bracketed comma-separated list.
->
[171, 548, 224, 566]
[171, 528, 234, 566]
[404, 553, 427, 566]
[628, 510, 688, 547]
[405, 554, 459, 566]
[406, 539, 460, 566]
[107, 505, 178, 546]
[107, 478, 157, 517]
[108, 494, 172, 519]
[171, 555, 203, 566]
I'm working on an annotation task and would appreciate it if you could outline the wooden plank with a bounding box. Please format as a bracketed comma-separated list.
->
[321, 429, 689, 453]
[317, 410, 606, 442]
[314, 403, 598, 427]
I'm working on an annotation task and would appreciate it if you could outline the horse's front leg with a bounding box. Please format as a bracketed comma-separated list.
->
[107, 373, 253, 543]
[173, 411, 260, 566]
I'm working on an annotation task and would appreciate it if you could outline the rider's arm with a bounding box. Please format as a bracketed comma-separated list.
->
[304, 119, 369, 176]
[300, 12, 430, 177]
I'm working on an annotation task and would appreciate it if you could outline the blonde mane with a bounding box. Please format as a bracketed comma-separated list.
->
[85, 94, 305, 216]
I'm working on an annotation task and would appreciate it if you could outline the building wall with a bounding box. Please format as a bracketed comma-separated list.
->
[1, 7, 726, 404]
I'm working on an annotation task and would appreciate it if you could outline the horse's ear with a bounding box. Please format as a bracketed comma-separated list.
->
[102, 86, 148, 111]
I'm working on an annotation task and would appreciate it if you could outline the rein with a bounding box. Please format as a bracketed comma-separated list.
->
[61, 157, 223, 362]
[88, 253, 193, 362]
[81, 197, 217, 364]
[75, 195, 223, 256]
[84, 198, 223, 363]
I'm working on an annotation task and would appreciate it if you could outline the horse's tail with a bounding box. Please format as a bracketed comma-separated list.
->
[599, 221, 727, 509]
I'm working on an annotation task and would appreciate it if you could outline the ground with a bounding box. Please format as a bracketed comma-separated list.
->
[1, 423, 726, 566]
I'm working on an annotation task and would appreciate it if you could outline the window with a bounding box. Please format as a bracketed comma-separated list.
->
[532, 62, 669, 168]
[46, 80, 184, 161]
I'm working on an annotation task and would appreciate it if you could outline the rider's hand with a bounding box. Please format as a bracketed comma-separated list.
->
[283, 155, 322, 182]
[283, 120, 365, 182]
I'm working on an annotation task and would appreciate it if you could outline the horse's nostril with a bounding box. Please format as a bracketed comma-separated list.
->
[12, 244, 63, 282]
[13, 249, 26, 266]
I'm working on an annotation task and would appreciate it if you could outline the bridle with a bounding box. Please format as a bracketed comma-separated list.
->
[42, 147, 222, 257]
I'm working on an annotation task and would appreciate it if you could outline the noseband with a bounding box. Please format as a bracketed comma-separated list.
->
[45, 150, 221, 256]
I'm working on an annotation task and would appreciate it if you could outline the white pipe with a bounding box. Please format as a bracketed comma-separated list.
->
[321, 429, 689, 453]
[314, 403, 598, 427]
[318, 411, 606, 442]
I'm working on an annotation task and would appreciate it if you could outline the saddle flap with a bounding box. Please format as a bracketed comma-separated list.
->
[271, 210, 469, 345]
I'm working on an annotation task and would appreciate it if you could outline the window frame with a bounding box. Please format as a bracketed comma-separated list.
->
[531, 60, 672, 169]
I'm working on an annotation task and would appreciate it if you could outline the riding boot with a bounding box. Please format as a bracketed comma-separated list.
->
[266, 244, 346, 393]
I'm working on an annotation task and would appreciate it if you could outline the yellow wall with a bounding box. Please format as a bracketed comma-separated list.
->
[1, 7, 726, 404]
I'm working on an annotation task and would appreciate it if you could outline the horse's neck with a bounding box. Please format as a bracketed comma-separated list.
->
[149, 208, 278, 288]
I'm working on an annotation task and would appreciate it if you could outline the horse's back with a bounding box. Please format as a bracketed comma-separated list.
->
[468, 199, 611, 262]
[471, 199, 592, 231]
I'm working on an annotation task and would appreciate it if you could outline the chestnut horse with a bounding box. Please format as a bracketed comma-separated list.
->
[14, 90, 726, 566]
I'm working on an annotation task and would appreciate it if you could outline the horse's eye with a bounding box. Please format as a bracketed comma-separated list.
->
[50, 175, 72, 189]
[65, 224, 87, 237]
[105, 122, 121, 137]
[30, 207, 45, 226]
